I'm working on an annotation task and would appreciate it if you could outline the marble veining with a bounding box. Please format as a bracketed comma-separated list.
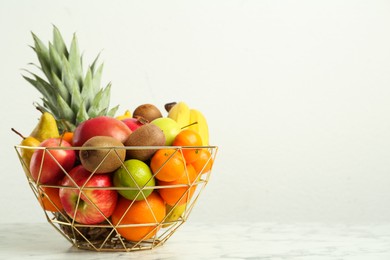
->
[1, 222, 390, 259]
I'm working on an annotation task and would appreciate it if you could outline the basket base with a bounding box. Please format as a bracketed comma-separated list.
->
[74, 236, 165, 252]
[53, 212, 175, 252]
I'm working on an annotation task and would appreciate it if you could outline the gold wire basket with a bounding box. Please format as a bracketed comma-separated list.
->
[14, 145, 218, 252]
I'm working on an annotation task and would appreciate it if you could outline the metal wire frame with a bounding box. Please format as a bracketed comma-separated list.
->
[14, 145, 218, 252]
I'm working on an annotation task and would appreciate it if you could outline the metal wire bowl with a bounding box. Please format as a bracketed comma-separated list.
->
[14, 145, 218, 252]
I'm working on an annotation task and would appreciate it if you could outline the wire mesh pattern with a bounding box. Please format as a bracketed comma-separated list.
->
[15, 145, 217, 252]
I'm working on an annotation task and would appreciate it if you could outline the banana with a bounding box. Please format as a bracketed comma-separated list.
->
[167, 101, 190, 129]
[167, 101, 210, 145]
[188, 109, 209, 145]
[115, 110, 132, 120]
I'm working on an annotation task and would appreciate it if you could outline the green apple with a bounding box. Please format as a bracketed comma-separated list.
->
[151, 117, 181, 146]
[113, 159, 155, 201]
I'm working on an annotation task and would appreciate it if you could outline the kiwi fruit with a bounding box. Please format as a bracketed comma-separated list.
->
[125, 124, 165, 161]
[133, 104, 162, 122]
[80, 136, 126, 173]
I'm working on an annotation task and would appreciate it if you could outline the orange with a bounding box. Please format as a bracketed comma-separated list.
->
[39, 187, 63, 212]
[150, 149, 185, 182]
[191, 149, 214, 174]
[172, 129, 202, 163]
[158, 164, 198, 206]
[61, 131, 73, 145]
[111, 192, 166, 242]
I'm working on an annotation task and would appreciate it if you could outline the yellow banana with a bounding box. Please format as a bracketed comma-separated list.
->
[168, 101, 190, 129]
[115, 110, 132, 120]
[188, 109, 209, 145]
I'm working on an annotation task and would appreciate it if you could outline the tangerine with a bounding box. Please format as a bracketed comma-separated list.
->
[111, 192, 166, 242]
[39, 187, 63, 212]
[191, 149, 214, 174]
[150, 149, 185, 182]
[172, 129, 202, 163]
[158, 164, 198, 206]
[61, 131, 74, 145]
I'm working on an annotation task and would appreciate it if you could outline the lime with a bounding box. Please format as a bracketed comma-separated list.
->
[113, 159, 155, 201]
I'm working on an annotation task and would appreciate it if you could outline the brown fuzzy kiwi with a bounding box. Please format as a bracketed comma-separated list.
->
[133, 104, 162, 122]
[125, 124, 165, 161]
[80, 136, 126, 173]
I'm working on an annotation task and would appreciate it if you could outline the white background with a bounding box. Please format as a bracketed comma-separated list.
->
[1, 0, 390, 225]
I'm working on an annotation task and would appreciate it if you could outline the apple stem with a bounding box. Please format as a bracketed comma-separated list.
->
[59, 131, 65, 146]
[135, 116, 149, 125]
[11, 128, 26, 140]
[181, 121, 198, 129]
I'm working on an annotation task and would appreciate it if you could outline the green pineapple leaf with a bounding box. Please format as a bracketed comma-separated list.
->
[23, 73, 56, 107]
[92, 63, 104, 94]
[96, 83, 112, 115]
[70, 79, 82, 114]
[48, 43, 62, 79]
[87, 83, 112, 118]
[76, 100, 89, 125]
[90, 52, 101, 74]
[93, 83, 111, 116]
[52, 25, 68, 58]
[32, 32, 52, 83]
[81, 68, 94, 109]
[87, 89, 103, 118]
[42, 98, 59, 117]
[107, 105, 119, 117]
[34, 75, 57, 106]
[22, 75, 51, 99]
[51, 72, 70, 103]
[68, 34, 83, 86]
[56, 94, 75, 124]
[61, 55, 78, 93]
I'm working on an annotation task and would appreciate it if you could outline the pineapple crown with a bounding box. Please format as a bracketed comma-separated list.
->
[23, 25, 119, 131]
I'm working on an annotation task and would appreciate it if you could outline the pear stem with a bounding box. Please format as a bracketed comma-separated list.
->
[33, 103, 45, 114]
[11, 128, 26, 140]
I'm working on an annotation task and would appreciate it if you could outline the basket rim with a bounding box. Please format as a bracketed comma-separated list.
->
[34, 181, 206, 190]
[15, 144, 218, 150]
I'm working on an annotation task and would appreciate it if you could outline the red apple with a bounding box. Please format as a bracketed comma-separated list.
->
[59, 165, 118, 224]
[30, 138, 76, 184]
[73, 116, 132, 147]
[122, 117, 147, 131]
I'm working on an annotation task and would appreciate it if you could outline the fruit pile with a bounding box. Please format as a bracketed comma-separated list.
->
[14, 27, 217, 251]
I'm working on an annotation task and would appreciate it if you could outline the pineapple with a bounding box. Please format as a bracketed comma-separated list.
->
[23, 26, 118, 132]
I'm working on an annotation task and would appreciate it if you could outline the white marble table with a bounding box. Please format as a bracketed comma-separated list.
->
[1, 222, 390, 259]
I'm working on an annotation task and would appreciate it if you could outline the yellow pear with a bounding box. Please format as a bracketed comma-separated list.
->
[12, 128, 41, 178]
[163, 203, 187, 227]
[30, 112, 60, 141]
